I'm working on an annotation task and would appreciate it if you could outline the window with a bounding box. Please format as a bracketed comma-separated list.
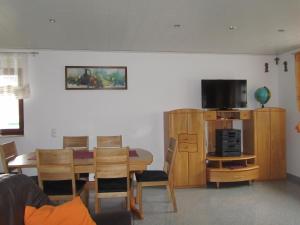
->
[0, 53, 29, 136]
[0, 74, 24, 135]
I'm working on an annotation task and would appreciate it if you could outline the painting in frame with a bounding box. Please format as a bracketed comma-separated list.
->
[65, 66, 127, 90]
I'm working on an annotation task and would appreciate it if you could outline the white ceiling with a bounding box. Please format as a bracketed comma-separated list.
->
[0, 0, 300, 54]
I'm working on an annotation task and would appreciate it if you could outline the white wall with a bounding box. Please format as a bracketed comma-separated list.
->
[278, 49, 300, 177]
[0, 50, 280, 174]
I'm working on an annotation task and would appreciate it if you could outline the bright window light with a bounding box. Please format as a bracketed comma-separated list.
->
[0, 74, 19, 129]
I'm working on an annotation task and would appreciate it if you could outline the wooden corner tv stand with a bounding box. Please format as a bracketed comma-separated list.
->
[164, 108, 286, 188]
[206, 154, 259, 188]
[204, 109, 259, 188]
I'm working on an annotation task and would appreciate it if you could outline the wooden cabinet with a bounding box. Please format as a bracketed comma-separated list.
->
[164, 109, 206, 187]
[253, 108, 286, 180]
[164, 108, 286, 188]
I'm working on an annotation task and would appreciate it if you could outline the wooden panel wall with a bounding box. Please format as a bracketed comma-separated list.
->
[295, 53, 300, 112]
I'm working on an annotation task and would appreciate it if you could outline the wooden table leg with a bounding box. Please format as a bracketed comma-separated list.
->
[130, 194, 144, 219]
[129, 171, 144, 219]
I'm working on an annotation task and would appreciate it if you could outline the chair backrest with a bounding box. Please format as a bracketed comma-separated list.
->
[164, 137, 177, 177]
[0, 142, 18, 173]
[63, 136, 89, 149]
[36, 149, 75, 194]
[93, 147, 129, 179]
[97, 135, 122, 148]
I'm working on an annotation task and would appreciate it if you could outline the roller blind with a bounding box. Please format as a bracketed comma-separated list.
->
[0, 53, 30, 99]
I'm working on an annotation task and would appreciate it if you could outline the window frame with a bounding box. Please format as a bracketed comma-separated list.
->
[0, 99, 24, 136]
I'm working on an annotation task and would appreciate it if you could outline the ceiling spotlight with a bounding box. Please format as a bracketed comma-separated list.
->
[49, 18, 56, 23]
[228, 25, 238, 31]
[277, 28, 285, 32]
[173, 24, 182, 28]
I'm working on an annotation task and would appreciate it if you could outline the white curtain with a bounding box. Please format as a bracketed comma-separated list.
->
[0, 53, 30, 99]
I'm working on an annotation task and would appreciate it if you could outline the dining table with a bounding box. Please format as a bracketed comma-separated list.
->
[8, 148, 153, 219]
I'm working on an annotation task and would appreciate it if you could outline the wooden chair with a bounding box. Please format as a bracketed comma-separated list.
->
[0, 141, 22, 174]
[63, 136, 89, 179]
[97, 135, 122, 148]
[135, 137, 178, 218]
[36, 149, 88, 203]
[63, 136, 89, 150]
[94, 147, 130, 213]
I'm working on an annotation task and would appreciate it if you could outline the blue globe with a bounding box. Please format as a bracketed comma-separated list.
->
[255, 86, 271, 108]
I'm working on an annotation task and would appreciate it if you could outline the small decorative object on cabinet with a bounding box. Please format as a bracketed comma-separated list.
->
[164, 109, 206, 188]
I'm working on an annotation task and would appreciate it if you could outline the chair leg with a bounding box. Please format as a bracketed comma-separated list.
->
[128, 174, 132, 210]
[80, 192, 86, 206]
[135, 182, 139, 204]
[137, 183, 144, 219]
[126, 196, 130, 211]
[166, 185, 172, 201]
[95, 197, 100, 213]
[123, 196, 130, 210]
[168, 184, 177, 212]
[83, 184, 89, 207]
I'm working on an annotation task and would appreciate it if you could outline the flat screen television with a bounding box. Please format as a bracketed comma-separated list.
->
[201, 79, 247, 109]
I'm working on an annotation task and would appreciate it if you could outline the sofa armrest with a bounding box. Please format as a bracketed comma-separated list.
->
[92, 211, 132, 225]
[0, 174, 50, 225]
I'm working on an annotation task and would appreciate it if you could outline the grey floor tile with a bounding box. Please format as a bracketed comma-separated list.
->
[89, 181, 300, 225]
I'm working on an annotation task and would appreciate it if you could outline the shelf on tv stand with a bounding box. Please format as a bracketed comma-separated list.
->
[206, 154, 256, 162]
[206, 153, 259, 188]
[204, 110, 258, 188]
[207, 164, 258, 172]
[204, 109, 252, 121]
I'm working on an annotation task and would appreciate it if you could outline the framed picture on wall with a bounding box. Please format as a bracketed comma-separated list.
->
[65, 66, 127, 90]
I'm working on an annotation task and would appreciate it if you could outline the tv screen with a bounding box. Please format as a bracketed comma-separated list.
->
[201, 79, 247, 109]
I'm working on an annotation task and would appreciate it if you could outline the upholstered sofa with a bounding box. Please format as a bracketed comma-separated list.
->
[0, 174, 132, 225]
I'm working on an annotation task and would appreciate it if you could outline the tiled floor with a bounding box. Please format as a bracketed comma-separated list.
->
[89, 180, 300, 225]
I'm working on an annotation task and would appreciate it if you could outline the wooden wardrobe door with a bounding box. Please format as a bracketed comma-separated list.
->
[270, 109, 286, 179]
[188, 152, 205, 185]
[174, 152, 189, 186]
[169, 112, 188, 137]
[254, 109, 271, 180]
[188, 112, 206, 186]
[169, 112, 189, 187]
